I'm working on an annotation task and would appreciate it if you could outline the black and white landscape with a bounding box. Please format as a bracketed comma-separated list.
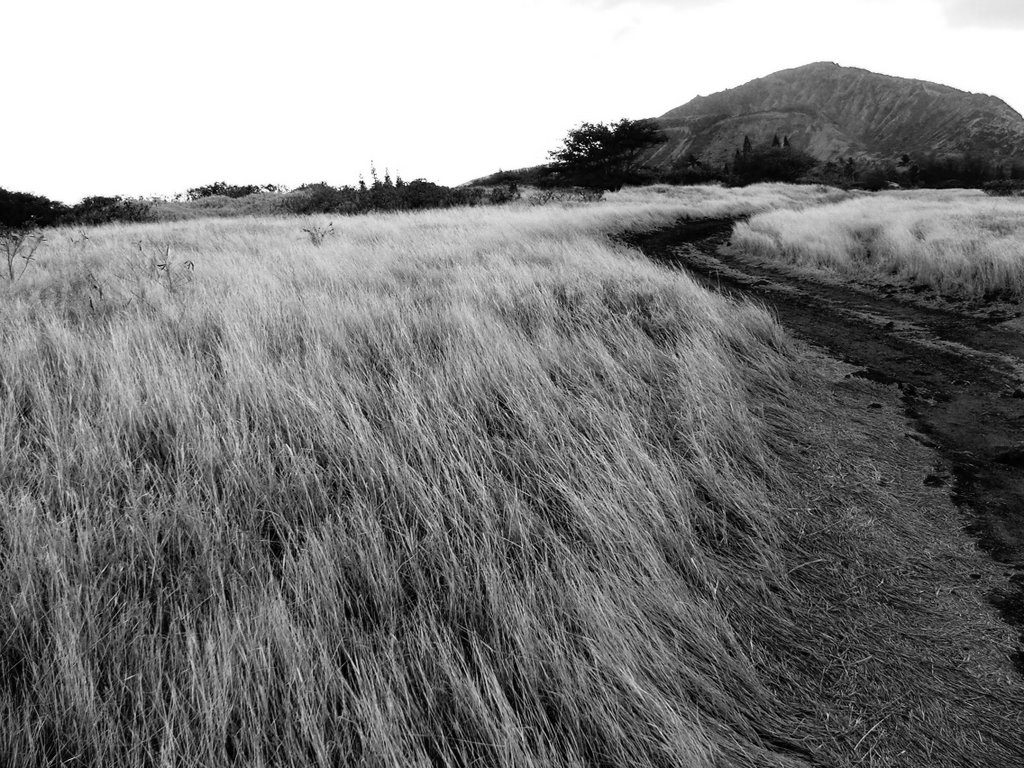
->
[2, 1, 1023, 766]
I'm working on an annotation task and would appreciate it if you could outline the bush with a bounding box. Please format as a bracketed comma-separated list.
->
[859, 168, 892, 192]
[0, 227, 46, 280]
[283, 178, 489, 216]
[187, 182, 283, 200]
[400, 180, 485, 210]
[663, 157, 729, 186]
[63, 196, 153, 226]
[488, 184, 520, 204]
[731, 145, 817, 185]
[285, 184, 358, 215]
[0, 188, 68, 229]
[914, 154, 1000, 188]
[983, 179, 1024, 197]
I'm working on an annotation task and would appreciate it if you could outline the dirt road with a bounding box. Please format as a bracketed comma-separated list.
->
[625, 218, 1024, 674]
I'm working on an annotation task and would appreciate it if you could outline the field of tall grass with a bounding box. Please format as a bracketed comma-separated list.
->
[732, 189, 1024, 300]
[1, 185, 1021, 767]
[143, 181, 849, 222]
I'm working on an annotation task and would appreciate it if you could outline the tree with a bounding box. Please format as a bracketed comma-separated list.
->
[548, 118, 666, 190]
[742, 135, 753, 154]
[783, 135, 791, 148]
[731, 138, 817, 185]
[0, 188, 67, 229]
[771, 134, 781, 148]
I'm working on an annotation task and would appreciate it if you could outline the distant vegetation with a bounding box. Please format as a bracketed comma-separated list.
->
[0, 187, 68, 228]
[7, 130, 1024, 233]
[186, 181, 286, 200]
[801, 152, 1024, 191]
[732, 190, 1024, 300]
[285, 171, 495, 215]
[470, 119, 1024, 192]
[0, 166, 516, 230]
[982, 178, 1024, 197]
[726, 135, 818, 185]
[1, 188, 154, 230]
[668, 136, 1024, 190]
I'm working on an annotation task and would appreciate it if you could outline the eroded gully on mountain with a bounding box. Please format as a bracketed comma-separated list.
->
[623, 217, 1024, 675]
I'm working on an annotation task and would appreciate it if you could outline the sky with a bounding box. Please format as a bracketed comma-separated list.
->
[3, 0, 1023, 203]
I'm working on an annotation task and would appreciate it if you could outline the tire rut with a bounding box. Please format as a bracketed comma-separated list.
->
[623, 217, 1024, 675]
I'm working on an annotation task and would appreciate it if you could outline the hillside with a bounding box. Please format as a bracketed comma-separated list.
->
[648, 62, 1024, 170]
[3, 187, 1023, 766]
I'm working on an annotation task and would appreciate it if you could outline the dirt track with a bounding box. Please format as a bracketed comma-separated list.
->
[624, 218, 1024, 675]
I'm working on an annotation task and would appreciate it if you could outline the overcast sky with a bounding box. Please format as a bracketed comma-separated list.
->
[4, 0, 1022, 202]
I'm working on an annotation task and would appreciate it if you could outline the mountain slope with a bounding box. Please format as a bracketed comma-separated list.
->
[647, 62, 1024, 170]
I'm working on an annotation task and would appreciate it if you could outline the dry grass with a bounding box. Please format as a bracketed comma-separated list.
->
[0, 185, 1020, 767]
[732, 189, 1024, 300]
[147, 181, 851, 222]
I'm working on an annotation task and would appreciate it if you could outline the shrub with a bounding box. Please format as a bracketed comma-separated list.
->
[302, 221, 335, 246]
[731, 144, 817, 185]
[0, 188, 68, 229]
[62, 196, 153, 226]
[399, 179, 485, 210]
[983, 179, 1024, 197]
[488, 184, 521, 205]
[914, 154, 1000, 188]
[0, 227, 45, 280]
[859, 167, 892, 192]
[187, 182, 284, 200]
[284, 178, 489, 216]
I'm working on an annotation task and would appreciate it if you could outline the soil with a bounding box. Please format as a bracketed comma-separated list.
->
[621, 217, 1024, 675]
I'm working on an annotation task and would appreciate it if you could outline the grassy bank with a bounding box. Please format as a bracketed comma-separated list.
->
[732, 190, 1024, 300]
[1, 186, 1020, 766]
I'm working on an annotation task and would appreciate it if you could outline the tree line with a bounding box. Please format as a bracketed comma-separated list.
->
[282, 165, 513, 216]
[531, 121, 1024, 192]
[0, 189, 153, 230]
[539, 124, 824, 189]
[0, 167, 517, 231]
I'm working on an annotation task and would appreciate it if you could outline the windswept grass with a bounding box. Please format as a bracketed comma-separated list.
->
[605, 181, 850, 213]
[0, 186, 1020, 767]
[732, 189, 1024, 300]
[146, 181, 851, 223]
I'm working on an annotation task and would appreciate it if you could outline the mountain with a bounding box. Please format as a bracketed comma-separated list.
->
[646, 62, 1024, 170]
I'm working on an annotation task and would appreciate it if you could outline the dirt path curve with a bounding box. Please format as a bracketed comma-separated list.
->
[623, 217, 1024, 675]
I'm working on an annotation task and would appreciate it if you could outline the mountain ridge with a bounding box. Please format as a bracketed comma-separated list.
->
[667, 62, 1023, 121]
[646, 62, 1024, 171]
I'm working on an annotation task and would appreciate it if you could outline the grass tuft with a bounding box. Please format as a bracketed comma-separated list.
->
[732, 189, 1024, 300]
